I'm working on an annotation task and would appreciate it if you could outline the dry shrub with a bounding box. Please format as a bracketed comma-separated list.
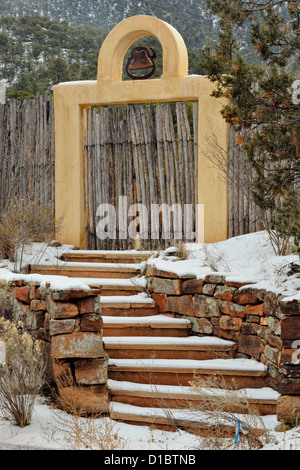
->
[201, 244, 231, 272]
[0, 317, 45, 427]
[171, 242, 189, 261]
[188, 373, 269, 450]
[0, 197, 57, 271]
[266, 227, 296, 257]
[51, 369, 128, 450]
[140, 373, 269, 449]
[0, 288, 15, 321]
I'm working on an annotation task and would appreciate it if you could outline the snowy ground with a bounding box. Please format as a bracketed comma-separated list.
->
[148, 230, 300, 302]
[0, 397, 299, 451]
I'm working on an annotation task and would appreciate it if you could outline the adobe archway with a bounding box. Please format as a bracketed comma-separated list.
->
[54, 15, 229, 248]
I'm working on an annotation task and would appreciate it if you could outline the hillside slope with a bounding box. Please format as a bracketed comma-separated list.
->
[0, 0, 217, 54]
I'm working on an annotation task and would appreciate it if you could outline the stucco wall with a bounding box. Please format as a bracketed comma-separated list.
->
[54, 15, 229, 249]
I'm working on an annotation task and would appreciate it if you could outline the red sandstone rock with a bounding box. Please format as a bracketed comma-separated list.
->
[214, 285, 236, 301]
[238, 334, 262, 360]
[29, 285, 38, 300]
[14, 286, 30, 303]
[225, 281, 254, 288]
[281, 347, 299, 364]
[234, 288, 260, 305]
[281, 316, 300, 340]
[193, 295, 220, 317]
[49, 319, 76, 336]
[51, 288, 100, 301]
[279, 297, 300, 316]
[152, 278, 183, 295]
[219, 300, 246, 318]
[146, 265, 179, 278]
[213, 326, 239, 342]
[241, 322, 260, 335]
[204, 274, 226, 284]
[74, 357, 108, 385]
[152, 293, 167, 313]
[263, 291, 280, 315]
[46, 297, 79, 319]
[80, 314, 102, 332]
[193, 317, 214, 335]
[219, 315, 243, 331]
[166, 295, 194, 316]
[30, 299, 47, 311]
[268, 334, 282, 350]
[244, 303, 264, 316]
[77, 296, 100, 314]
[182, 279, 204, 294]
[264, 344, 281, 366]
[51, 332, 105, 359]
[202, 283, 216, 296]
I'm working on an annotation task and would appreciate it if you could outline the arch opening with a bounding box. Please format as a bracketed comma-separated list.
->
[97, 15, 188, 83]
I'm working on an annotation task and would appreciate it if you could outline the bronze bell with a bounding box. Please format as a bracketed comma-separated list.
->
[125, 46, 156, 80]
[128, 47, 155, 71]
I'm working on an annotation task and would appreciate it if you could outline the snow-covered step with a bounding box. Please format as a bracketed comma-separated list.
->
[100, 295, 156, 307]
[102, 314, 192, 337]
[103, 335, 236, 360]
[40, 275, 147, 296]
[108, 357, 268, 389]
[109, 401, 268, 436]
[108, 380, 279, 415]
[91, 276, 146, 296]
[28, 261, 144, 279]
[60, 250, 154, 264]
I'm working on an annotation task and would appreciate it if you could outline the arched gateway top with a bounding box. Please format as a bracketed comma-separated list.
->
[97, 15, 189, 82]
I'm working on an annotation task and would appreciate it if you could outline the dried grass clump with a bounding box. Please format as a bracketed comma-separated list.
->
[201, 244, 231, 272]
[51, 369, 128, 450]
[0, 197, 57, 271]
[0, 288, 15, 321]
[266, 227, 295, 257]
[0, 318, 45, 427]
[188, 373, 269, 450]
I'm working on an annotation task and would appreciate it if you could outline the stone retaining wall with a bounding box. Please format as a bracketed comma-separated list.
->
[0, 280, 109, 414]
[1, 268, 300, 424]
[146, 265, 300, 397]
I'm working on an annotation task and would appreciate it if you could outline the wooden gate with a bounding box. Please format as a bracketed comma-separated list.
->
[84, 102, 198, 250]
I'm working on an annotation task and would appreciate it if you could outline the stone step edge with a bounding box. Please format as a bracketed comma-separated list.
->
[100, 296, 155, 309]
[109, 402, 267, 430]
[61, 249, 154, 257]
[107, 358, 268, 377]
[103, 336, 235, 350]
[107, 380, 279, 403]
[29, 264, 143, 272]
[102, 315, 191, 329]
[60, 256, 152, 264]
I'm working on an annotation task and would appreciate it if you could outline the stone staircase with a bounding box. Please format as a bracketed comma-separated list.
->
[29, 250, 279, 437]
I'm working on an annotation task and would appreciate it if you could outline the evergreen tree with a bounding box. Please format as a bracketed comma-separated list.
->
[202, 0, 300, 254]
[0, 15, 204, 95]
